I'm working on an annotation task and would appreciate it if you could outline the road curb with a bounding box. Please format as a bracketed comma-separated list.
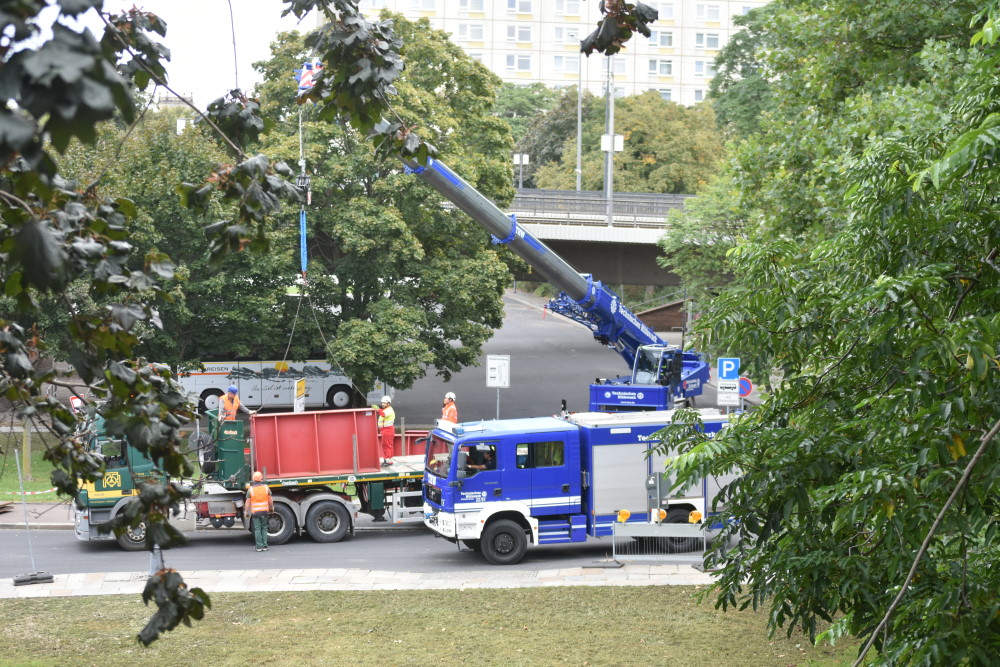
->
[0, 522, 73, 531]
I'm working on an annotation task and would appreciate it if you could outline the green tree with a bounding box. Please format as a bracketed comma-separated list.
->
[661, 2, 1000, 663]
[724, 0, 980, 242]
[535, 91, 724, 194]
[493, 82, 558, 144]
[252, 21, 513, 392]
[56, 112, 302, 367]
[513, 86, 599, 189]
[708, 7, 773, 138]
[656, 170, 747, 300]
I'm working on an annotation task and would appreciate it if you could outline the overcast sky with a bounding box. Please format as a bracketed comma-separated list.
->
[77, 1, 316, 109]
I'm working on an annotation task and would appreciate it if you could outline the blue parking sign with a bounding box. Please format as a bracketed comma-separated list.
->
[718, 357, 740, 381]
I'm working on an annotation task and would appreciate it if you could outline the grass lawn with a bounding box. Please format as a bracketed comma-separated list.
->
[0, 430, 63, 503]
[0, 587, 858, 666]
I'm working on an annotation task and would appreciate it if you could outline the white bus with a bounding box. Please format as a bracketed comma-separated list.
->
[178, 359, 390, 412]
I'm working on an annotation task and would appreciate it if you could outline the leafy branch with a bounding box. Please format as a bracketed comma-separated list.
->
[853, 416, 1000, 666]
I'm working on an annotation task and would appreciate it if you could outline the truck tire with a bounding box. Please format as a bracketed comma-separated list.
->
[326, 384, 353, 409]
[665, 508, 700, 552]
[304, 501, 350, 543]
[481, 519, 528, 565]
[116, 521, 147, 551]
[199, 388, 224, 413]
[267, 503, 296, 545]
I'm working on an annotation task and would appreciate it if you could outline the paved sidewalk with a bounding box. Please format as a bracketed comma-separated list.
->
[0, 501, 74, 531]
[0, 563, 715, 599]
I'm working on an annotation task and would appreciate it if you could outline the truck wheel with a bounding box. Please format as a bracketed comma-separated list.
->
[304, 501, 350, 543]
[481, 519, 528, 565]
[116, 521, 147, 551]
[665, 508, 700, 552]
[326, 384, 353, 409]
[267, 503, 296, 545]
[199, 388, 224, 413]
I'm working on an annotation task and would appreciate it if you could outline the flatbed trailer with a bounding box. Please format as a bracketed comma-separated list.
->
[74, 408, 427, 550]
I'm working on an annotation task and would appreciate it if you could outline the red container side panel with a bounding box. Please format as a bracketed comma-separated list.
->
[251, 409, 380, 478]
[388, 430, 429, 458]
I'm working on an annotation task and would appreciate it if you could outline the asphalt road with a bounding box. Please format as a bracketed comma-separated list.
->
[0, 525, 701, 579]
[391, 289, 727, 428]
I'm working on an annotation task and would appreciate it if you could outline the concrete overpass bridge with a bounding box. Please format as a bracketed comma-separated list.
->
[502, 189, 691, 288]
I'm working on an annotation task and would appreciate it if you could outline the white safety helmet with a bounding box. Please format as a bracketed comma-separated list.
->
[380, 396, 391, 404]
[444, 392, 456, 401]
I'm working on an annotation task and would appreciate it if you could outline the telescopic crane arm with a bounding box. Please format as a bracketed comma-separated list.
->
[404, 157, 661, 370]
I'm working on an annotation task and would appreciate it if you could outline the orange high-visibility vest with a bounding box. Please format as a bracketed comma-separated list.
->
[247, 483, 272, 515]
[442, 402, 457, 423]
[220, 394, 241, 421]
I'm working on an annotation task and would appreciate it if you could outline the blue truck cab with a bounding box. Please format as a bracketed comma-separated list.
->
[423, 409, 729, 564]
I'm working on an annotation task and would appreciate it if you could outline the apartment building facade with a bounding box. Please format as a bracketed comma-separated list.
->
[359, 0, 766, 106]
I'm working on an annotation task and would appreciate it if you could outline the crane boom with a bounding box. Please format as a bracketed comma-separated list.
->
[405, 156, 709, 410]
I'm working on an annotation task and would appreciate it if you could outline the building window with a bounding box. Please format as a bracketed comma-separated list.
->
[650, 2, 673, 20]
[695, 33, 720, 49]
[468, 52, 484, 63]
[555, 26, 580, 44]
[360, 0, 388, 8]
[459, 0, 485, 10]
[507, 0, 532, 12]
[648, 59, 673, 76]
[655, 88, 672, 102]
[554, 55, 580, 73]
[694, 89, 705, 103]
[612, 56, 626, 75]
[506, 54, 533, 71]
[741, 5, 753, 14]
[555, 0, 580, 13]
[506, 24, 532, 42]
[696, 4, 721, 21]
[458, 23, 484, 41]
[410, 0, 435, 10]
[694, 60, 717, 77]
[649, 30, 673, 48]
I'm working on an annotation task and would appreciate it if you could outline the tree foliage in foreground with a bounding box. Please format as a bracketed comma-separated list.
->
[661, 2, 1000, 663]
[1, 0, 642, 645]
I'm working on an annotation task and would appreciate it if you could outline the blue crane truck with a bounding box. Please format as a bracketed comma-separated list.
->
[404, 157, 711, 412]
[422, 408, 730, 564]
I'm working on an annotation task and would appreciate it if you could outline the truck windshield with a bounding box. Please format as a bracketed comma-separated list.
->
[425, 435, 453, 477]
[632, 346, 662, 385]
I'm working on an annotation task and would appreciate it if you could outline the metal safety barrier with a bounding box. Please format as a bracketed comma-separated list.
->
[611, 520, 708, 565]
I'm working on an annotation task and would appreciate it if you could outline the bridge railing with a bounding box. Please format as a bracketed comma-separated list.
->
[508, 189, 692, 228]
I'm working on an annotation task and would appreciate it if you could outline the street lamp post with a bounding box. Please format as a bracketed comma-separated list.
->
[601, 58, 623, 227]
[513, 153, 529, 189]
[576, 53, 583, 192]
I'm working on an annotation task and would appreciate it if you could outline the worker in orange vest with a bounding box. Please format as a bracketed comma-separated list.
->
[441, 391, 458, 424]
[246, 471, 274, 552]
[220, 385, 255, 421]
[372, 396, 395, 466]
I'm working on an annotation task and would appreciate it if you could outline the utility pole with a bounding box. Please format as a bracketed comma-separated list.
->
[603, 57, 616, 227]
[576, 55, 583, 192]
